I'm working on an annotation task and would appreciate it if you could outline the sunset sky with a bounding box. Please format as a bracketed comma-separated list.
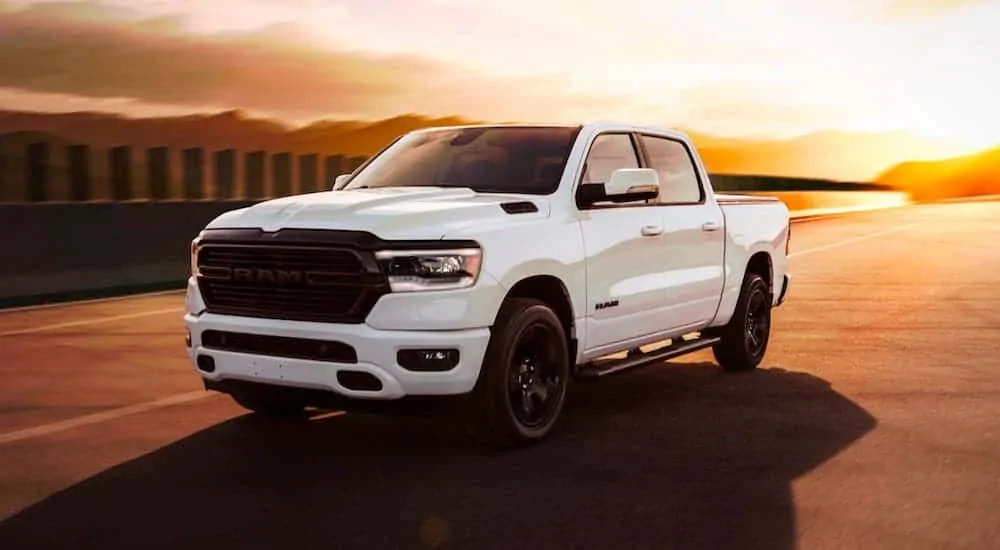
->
[0, 0, 997, 156]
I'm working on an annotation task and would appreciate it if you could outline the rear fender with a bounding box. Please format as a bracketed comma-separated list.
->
[710, 243, 775, 327]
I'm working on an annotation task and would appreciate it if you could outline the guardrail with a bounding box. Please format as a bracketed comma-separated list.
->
[756, 191, 911, 219]
[0, 137, 369, 203]
[711, 174, 891, 193]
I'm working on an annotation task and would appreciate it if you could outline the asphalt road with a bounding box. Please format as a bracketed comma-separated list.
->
[0, 200, 997, 550]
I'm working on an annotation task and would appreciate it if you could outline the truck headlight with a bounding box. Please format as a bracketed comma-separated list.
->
[375, 248, 482, 292]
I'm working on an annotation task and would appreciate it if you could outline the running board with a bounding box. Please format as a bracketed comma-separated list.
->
[575, 335, 720, 379]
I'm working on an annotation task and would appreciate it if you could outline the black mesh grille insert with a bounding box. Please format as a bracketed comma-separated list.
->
[201, 330, 358, 364]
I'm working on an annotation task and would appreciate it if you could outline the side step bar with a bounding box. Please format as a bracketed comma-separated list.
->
[575, 334, 720, 379]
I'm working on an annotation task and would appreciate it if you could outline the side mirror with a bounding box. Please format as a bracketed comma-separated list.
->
[605, 168, 659, 198]
[332, 174, 352, 191]
[578, 168, 659, 206]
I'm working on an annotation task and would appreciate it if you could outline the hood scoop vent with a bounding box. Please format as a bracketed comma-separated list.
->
[500, 201, 539, 214]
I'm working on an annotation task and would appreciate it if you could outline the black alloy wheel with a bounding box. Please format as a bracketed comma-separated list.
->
[466, 298, 570, 447]
[507, 322, 564, 429]
[712, 272, 772, 372]
[745, 284, 771, 358]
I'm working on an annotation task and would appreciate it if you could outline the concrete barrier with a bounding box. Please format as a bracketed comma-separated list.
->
[0, 190, 911, 308]
[0, 201, 256, 308]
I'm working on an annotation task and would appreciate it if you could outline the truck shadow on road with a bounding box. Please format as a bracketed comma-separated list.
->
[0, 363, 875, 550]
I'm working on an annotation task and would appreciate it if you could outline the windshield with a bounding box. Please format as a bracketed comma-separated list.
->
[342, 125, 582, 195]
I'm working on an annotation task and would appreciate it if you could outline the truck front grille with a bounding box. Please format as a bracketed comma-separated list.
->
[196, 244, 388, 323]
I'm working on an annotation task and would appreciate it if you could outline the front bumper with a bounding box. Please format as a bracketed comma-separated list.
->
[185, 312, 491, 400]
[182, 266, 503, 400]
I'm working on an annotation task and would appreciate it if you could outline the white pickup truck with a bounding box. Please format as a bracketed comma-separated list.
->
[184, 122, 791, 446]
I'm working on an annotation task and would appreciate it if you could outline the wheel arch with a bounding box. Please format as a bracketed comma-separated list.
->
[745, 250, 774, 295]
[498, 274, 577, 361]
[708, 245, 775, 329]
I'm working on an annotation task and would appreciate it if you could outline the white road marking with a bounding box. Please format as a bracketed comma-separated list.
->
[0, 307, 184, 337]
[0, 216, 922, 445]
[789, 222, 920, 259]
[0, 391, 213, 446]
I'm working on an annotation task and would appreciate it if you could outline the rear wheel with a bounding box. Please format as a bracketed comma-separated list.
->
[465, 298, 570, 448]
[712, 272, 772, 372]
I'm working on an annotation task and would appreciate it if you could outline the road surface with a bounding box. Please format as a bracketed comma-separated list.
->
[0, 200, 997, 549]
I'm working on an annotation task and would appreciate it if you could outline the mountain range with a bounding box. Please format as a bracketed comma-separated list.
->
[0, 108, 997, 200]
[877, 146, 1000, 201]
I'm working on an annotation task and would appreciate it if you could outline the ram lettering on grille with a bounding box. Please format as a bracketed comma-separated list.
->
[195, 244, 387, 323]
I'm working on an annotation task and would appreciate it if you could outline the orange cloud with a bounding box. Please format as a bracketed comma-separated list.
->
[0, 4, 624, 122]
[1, 0, 997, 153]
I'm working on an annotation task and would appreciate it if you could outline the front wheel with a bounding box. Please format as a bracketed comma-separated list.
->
[712, 272, 772, 372]
[465, 298, 570, 448]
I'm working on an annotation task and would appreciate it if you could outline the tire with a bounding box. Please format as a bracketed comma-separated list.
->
[712, 272, 772, 372]
[465, 298, 571, 448]
[230, 389, 309, 419]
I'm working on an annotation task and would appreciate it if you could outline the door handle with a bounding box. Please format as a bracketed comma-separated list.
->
[701, 221, 721, 232]
[641, 225, 663, 237]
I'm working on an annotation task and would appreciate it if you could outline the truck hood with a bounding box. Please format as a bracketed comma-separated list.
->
[205, 187, 551, 240]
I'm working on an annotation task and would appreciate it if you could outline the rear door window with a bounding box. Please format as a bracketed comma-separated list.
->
[639, 135, 704, 204]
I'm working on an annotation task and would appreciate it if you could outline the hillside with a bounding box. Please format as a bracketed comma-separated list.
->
[688, 129, 963, 183]
[0, 109, 477, 157]
[0, 108, 978, 183]
[876, 147, 1000, 201]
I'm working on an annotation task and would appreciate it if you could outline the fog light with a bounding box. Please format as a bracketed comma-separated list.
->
[196, 354, 216, 373]
[397, 349, 460, 372]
